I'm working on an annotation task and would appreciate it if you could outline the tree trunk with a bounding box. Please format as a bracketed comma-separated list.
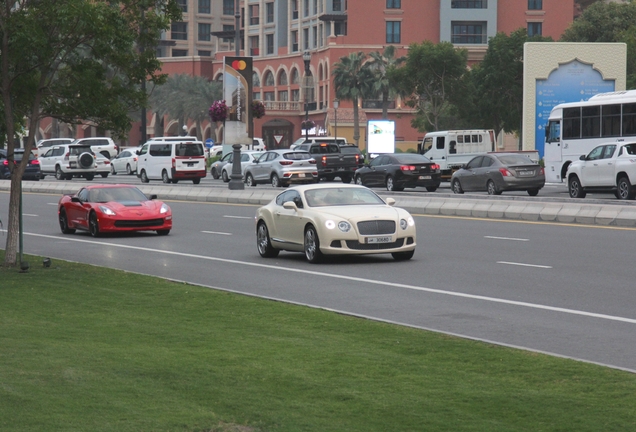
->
[3, 176, 21, 267]
[353, 97, 361, 148]
[382, 90, 389, 119]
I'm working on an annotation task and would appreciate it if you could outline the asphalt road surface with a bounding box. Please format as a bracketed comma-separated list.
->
[2, 189, 636, 373]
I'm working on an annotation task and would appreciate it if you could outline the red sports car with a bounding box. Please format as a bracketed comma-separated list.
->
[58, 184, 172, 236]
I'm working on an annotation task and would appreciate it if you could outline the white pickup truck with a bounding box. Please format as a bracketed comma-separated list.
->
[566, 141, 636, 200]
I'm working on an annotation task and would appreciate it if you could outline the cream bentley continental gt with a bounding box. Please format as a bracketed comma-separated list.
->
[255, 184, 416, 263]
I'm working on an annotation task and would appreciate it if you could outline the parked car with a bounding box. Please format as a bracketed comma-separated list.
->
[58, 184, 172, 237]
[220, 151, 263, 182]
[0, 149, 41, 180]
[290, 136, 347, 150]
[354, 153, 441, 192]
[210, 152, 232, 179]
[339, 144, 365, 170]
[110, 148, 139, 175]
[451, 153, 545, 196]
[255, 183, 416, 263]
[566, 142, 636, 200]
[38, 143, 98, 180]
[244, 149, 318, 187]
[34, 138, 74, 158]
[71, 137, 119, 158]
[295, 142, 359, 183]
[136, 139, 207, 184]
[94, 153, 111, 178]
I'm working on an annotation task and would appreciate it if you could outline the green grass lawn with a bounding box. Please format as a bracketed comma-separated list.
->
[1, 251, 636, 431]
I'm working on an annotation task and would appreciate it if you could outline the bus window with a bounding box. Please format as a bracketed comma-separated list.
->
[623, 103, 636, 136]
[581, 106, 600, 138]
[602, 104, 621, 137]
[563, 107, 581, 139]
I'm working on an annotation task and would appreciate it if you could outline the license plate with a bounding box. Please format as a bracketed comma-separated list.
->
[69, 162, 76, 168]
[186, 163, 195, 167]
[298, 173, 305, 178]
[367, 236, 392, 244]
[518, 170, 533, 177]
[419, 175, 431, 180]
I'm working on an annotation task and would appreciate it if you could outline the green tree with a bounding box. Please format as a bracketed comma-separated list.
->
[389, 41, 468, 132]
[365, 46, 405, 119]
[561, 0, 636, 88]
[1, 0, 181, 267]
[332, 51, 374, 146]
[456, 29, 552, 142]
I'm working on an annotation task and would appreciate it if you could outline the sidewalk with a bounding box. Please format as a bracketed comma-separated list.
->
[3, 180, 636, 227]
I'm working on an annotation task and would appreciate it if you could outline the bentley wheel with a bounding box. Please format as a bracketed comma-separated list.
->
[257, 221, 279, 258]
[304, 225, 323, 264]
[58, 209, 76, 234]
[89, 212, 100, 237]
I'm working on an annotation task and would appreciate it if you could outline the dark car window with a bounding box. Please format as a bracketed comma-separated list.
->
[138, 144, 148, 156]
[77, 188, 90, 202]
[175, 143, 204, 157]
[149, 144, 171, 157]
[393, 154, 430, 164]
[466, 156, 483, 169]
[481, 157, 494, 168]
[496, 154, 534, 165]
[339, 146, 362, 155]
[283, 151, 312, 160]
[603, 145, 616, 159]
[369, 156, 386, 167]
[89, 187, 148, 203]
[52, 147, 65, 157]
[69, 146, 93, 155]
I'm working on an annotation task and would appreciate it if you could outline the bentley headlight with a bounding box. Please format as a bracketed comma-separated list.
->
[160, 203, 170, 214]
[400, 217, 414, 230]
[325, 220, 336, 229]
[338, 221, 351, 232]
[99, 206, 116, 216]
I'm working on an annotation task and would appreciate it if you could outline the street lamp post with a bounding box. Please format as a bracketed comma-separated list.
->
[303, 50, 311, 141]
[333, 98, 339, 141]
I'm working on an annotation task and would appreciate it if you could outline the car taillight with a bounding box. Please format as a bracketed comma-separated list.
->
[321, 155, 327, 167]
[64, 152, 70, 161]
[431, 163, 440, 171]
[134, 157, 138, 161]
[400, 165, 416, 171]
[31, 159, 40, 165]
[2, 160, 8, 166]
[279, 160, 293, 166]
[540, 167, 545, 175]
[499, 168, 513, 177]
[172, 157, 176, 168]
[308, 159, 316, 165]
[104, 160, 110, 165]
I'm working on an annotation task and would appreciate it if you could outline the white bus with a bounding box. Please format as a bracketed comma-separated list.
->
[544, 90, 636, 183]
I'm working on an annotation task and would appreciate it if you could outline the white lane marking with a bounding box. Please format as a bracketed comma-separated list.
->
[223, 215, 252, 219]
[202, 230, 232, 236]
[12, 230, 636, 325]
[484, 235, 529, 242]
[23, 214, 39, 217]
[497, 261, 552, 269]
[47, 203, 57, 206]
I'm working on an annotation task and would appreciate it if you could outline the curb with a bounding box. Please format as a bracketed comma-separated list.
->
[3, 181, 636, 227]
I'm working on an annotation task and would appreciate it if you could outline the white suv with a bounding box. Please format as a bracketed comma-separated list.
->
[71, 137, 119, 158]
[34, 138, 74, 157]
[38, 143, 98, 180]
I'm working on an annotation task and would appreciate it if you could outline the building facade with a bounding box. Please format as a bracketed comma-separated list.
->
[38, 0, 575, 152]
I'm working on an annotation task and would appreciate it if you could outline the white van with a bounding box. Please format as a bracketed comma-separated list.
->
[420, 130, 495, 178]
[136, 139, 206, 184]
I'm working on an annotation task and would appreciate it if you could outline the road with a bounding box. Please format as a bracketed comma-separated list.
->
[2, 187, 636, 373]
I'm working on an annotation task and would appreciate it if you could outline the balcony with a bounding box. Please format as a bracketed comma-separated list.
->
[264, 101, 303, 111]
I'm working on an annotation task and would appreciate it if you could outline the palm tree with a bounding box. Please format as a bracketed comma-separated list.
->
[332, 52, 373, 147]
[366, 46, 406, 119]
[148, 74, 222, 139]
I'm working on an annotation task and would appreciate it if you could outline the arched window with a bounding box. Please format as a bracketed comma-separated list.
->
[319, 64, 324, 81]
[291, 68, 299, 84]
[252, 71, 261, 87]
[278, 70, 288, 86]
[263, 70, 275, 86]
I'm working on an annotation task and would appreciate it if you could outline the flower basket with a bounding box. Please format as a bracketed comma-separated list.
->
[301, 120, 316, 130]
[251, 100, 266, 119]
[209, 100, 228, 123]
